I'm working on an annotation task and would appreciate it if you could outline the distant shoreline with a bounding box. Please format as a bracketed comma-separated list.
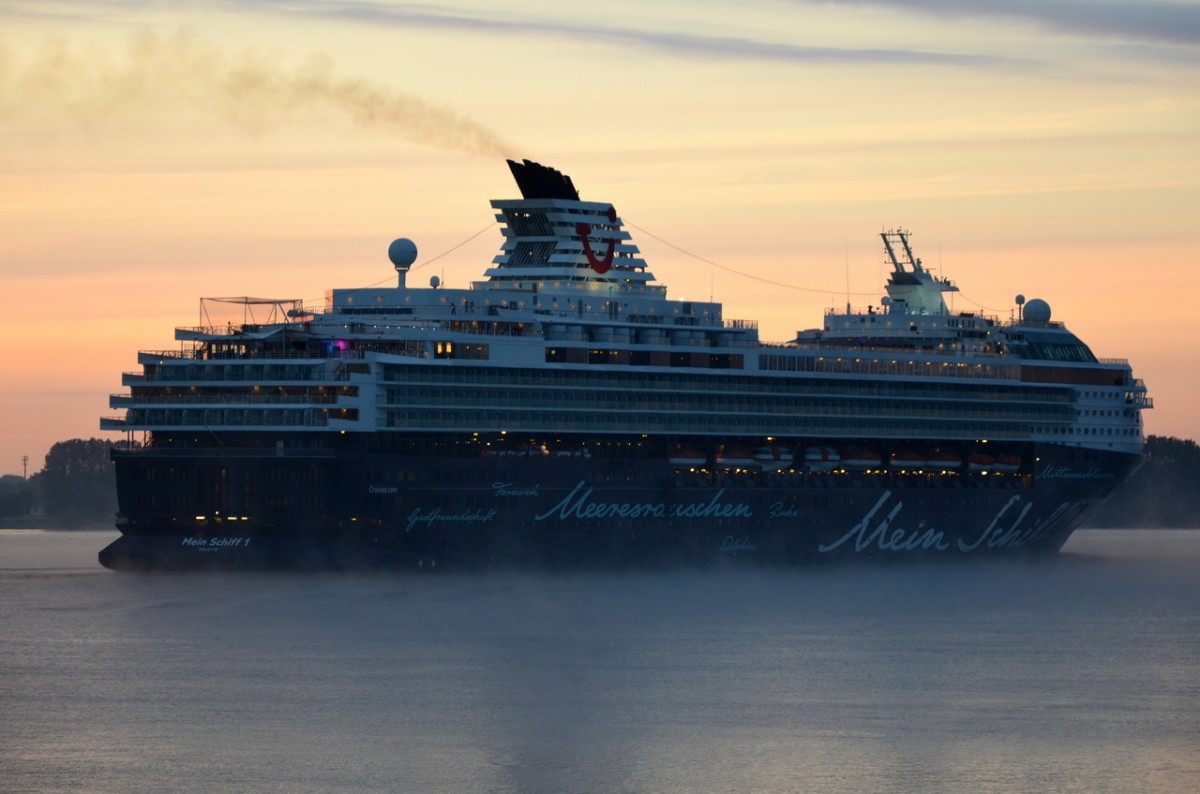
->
[1, 524, 117, 532]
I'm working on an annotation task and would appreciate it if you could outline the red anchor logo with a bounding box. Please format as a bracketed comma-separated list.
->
[576, 206, 618, 274]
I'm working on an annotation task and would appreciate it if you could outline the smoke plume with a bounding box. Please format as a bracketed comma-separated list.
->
[0, 29, 515, 157]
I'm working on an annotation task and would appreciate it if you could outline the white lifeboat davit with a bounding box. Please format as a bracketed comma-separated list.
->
[803, 447, 840, 472]
[754, 445, 793, 471]
[925, 450, 962, 470]
[668, 447, 707, 467]
[841, 449, 881, 469]
[716, 447, 757, 468]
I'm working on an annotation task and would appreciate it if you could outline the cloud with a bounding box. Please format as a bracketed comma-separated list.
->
[238, 0, 1024, 67]
[0, 28, 517, 156]
[825, 0, 1200, 46]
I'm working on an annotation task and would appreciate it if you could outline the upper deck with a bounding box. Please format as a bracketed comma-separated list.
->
[101, 161, 1150, 454]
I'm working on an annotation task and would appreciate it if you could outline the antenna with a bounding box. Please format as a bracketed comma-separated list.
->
[844, 238, 851, 313]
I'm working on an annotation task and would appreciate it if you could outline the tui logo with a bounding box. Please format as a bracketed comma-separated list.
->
[576, 206, 618, 274]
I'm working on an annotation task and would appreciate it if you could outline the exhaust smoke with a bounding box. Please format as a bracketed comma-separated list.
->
[0, 29, 516, 157]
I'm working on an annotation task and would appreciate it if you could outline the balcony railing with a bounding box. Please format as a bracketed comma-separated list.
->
[110, 394, 341, 407]
[111, 446, 336, 458]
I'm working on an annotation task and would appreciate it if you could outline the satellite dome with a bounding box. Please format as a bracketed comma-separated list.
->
[388, 238, 418, 269]
[429, 275, 441, 289]
[1023, 298, 1052, 323]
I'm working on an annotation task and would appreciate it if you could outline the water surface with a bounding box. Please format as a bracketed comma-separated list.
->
[2, 529, 1197, 793]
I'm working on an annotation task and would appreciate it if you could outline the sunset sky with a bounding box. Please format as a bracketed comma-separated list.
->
[2, 0, 1198, 476]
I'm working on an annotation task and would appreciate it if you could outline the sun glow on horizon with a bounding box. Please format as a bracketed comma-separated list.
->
[1, 1, 1197, 474]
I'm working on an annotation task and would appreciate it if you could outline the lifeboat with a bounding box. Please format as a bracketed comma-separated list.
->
[754, 445, 793, 471]
[991, 454, 1021, 473]
[924, 450, 962, 470]
[803, 446, 841, 472]
[668, 447, 707, 467]
[841, 449, 881, 469]
[967, 453, 994, 473]
[889, 450, 924, 469]
[715, 447, 757, 468]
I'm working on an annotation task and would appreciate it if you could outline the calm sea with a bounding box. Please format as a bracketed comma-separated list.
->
[1, 529, 1197, 794]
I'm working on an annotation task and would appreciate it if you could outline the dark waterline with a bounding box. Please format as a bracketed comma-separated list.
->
[2, 529, 1198, 793]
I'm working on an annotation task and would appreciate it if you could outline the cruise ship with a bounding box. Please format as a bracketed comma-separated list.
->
[99, 160, 1151, 570]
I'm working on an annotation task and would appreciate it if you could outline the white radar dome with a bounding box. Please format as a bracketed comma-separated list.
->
[1023, 298, 1052, 323]
[388, 238, 418, 269]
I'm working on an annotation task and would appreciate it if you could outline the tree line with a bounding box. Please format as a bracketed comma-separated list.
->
[2, 435, 1198, 529]
[1084, 435, 1200, 528]
[2, 439, 126, 528]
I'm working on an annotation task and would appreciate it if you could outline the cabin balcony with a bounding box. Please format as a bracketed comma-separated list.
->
[109, 393, 341, 406]
[109, 406, 337, 429]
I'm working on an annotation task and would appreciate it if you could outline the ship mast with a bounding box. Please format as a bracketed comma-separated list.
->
[880, 229, 958, 316]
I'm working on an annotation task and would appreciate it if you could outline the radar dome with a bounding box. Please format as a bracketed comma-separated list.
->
[1023, 298, 1052, 323]
[429, 275, 441, 289]
[388, 238, 418, 269]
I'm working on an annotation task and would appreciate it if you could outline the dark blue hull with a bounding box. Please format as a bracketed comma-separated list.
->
[99, 443, 1136, 571]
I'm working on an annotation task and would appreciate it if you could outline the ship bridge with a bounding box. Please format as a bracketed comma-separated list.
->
[880, 229, 958, 316]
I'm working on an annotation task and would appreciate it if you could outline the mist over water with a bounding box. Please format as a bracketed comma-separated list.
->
[2, 530, 1198, 793]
